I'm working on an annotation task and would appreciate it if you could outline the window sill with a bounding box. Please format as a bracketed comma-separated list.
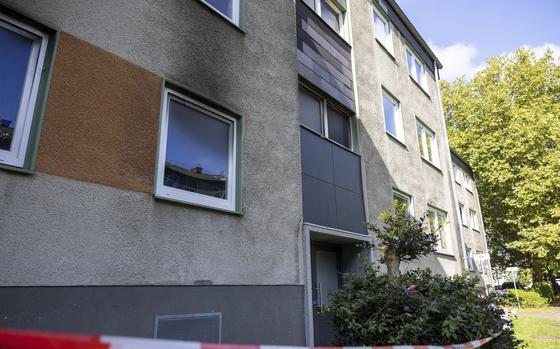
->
[0, 163, 34, 175]
[462, 223, 469, 228]
[473, 228, 481, 233]
[386, 131, 407, 149]
[408, 75, 431, 99]
[197, 0, 245, 33]
[154, 193, 243, 216]
[421, 157, 442, 174]
[435, 250, 455, 258]
[375, 38, 396, 63]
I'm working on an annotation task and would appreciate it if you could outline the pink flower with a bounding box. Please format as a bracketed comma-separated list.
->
[406, 284, 416, 295]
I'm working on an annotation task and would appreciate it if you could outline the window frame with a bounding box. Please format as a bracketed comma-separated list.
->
[453, 164, 462, 185]
[372, 4, 394, 55]
[155, 88, 238, 212]
[392, 189, 414, 217]
[469, 209, 480, 231]
[298, 85, 353, 151]
[463, 172, 473, 192]
[199, 0, 241, 27]
[0, 14, 49, 169]
[466, 247, 475, 271]
[405, 46, 429, 93]
[427, 205, 453, 254]
[315, 0, 347, 39]
[416, 119, 440, 168]
[458, 203, 468, 227]
[381, 88, 405, 144]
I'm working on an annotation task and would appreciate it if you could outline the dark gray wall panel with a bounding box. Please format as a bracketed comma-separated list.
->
[302, 174, 338, 228]
[296, 0, 355, 112]
[300, 128, 366, 234]
[335, 187, 367, 233]
[333, 146, 362, 193]
[0, 285, 305, 345]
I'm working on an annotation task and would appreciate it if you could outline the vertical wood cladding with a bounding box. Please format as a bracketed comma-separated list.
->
[296, 0, 355, 112]
[36, 32, 162, 193]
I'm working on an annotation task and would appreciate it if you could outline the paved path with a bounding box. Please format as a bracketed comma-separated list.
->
[518, 307, 560, 321]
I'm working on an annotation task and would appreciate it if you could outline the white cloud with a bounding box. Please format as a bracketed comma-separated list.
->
[520, 43, 560, 60]
[429, 42, 485, 81]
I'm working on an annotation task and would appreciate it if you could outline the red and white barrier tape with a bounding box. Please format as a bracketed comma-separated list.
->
[0, 329, 501, 349]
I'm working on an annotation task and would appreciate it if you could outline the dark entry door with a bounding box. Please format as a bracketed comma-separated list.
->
[311, 244, 341, 345]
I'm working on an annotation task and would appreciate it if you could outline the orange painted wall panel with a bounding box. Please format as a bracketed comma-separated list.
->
[36, 32, 162, 193]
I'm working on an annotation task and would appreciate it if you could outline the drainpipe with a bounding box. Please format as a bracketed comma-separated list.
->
[433, 60, 469, 273]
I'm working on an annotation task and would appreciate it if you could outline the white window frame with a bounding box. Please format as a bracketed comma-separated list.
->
[428, 206, 453, 254]
[463, 172, 473, 192]
[155, 88, 237, 212]
[372, 5, 393, 55]
[469, 209, 479, 231]
[453, 164, 462, 185]
[315, 0, 347, 39]
[200, 0, 241, 26]
[405, 46, 429, 93]
[458, 203, 468, 227]
[0, 14, 48, 168]
[416, 119, 440, 167]
[466, 248, 475, 271]
[392, 189, 414, 217]
[381, 89, 405, 143]
[299, 85, 353, 150]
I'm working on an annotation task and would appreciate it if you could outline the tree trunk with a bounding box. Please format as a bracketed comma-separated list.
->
[385, 247, 401, 283]
[532, 260, 544, 283]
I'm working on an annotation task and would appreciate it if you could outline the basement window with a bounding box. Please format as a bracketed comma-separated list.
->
[155, 88, 238, 212]
[0, 14, 48, 168]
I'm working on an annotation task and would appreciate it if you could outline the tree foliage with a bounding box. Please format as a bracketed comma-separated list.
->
[440, 48, 560, 280]
[365, 203, 438, 280]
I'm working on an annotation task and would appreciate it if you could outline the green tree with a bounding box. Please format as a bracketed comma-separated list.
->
[441, 48, 560, 282]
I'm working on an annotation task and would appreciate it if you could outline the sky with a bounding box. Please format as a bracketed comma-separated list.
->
[396, 0, 560, 81]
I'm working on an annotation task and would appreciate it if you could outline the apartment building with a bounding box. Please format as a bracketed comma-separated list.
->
[0, 0, 490, 346]
[451, 149, 493, 291]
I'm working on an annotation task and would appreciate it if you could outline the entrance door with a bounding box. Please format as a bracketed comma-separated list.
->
[311, 244, 341, 345]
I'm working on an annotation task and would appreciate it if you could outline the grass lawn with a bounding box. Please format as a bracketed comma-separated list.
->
[512, 307, 560, 349]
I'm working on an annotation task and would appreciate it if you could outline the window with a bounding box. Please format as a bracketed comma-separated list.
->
[416, 120, 439, 167]
[200, 0, 241, 26]
[469, 209, 479, 231]
[0, 14, 48, 168]
[372, 6, 393, 54]
[393, 190, 413, 216]
[382, 90, 404, 142]
[312, 0, 346, 37]
[406, 48, 428, 92]
[466, 247, 475, 271]
[427, 207, 452, 253]
[459, 203, 468, 227]
[155, 88, 238, 211]
[298, 86, 352, 149]
[463, 172, 473, 191]
[453, 164, 462, 185]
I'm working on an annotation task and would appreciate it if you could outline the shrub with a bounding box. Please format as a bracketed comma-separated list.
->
[324, 265, 522, 348]
[531, 282, 554, 303]
[505, 289, 550, 308]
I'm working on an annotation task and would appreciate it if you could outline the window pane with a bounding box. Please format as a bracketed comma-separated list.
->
[425, 132, 433, 162]
[0, 25, 33, 152]
[204, 0, 234, 20]
[298, 88, 322, 133]
[321, 0, 340, 33]
[415, 59, 423, 82]
[416, 125, 424, 157]
[406, 51, 415, 77]
[327, 105, 349, 147]
[383, 94, 397, 136]
[427, 211, 435, 233]
[164, 99, 230, 200]
[373, 12, 388, 42]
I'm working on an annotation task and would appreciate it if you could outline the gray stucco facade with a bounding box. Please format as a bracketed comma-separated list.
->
[0, 0, 491, 345]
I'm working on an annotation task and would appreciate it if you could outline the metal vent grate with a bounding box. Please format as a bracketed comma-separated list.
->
[154, 313, 222, 343]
